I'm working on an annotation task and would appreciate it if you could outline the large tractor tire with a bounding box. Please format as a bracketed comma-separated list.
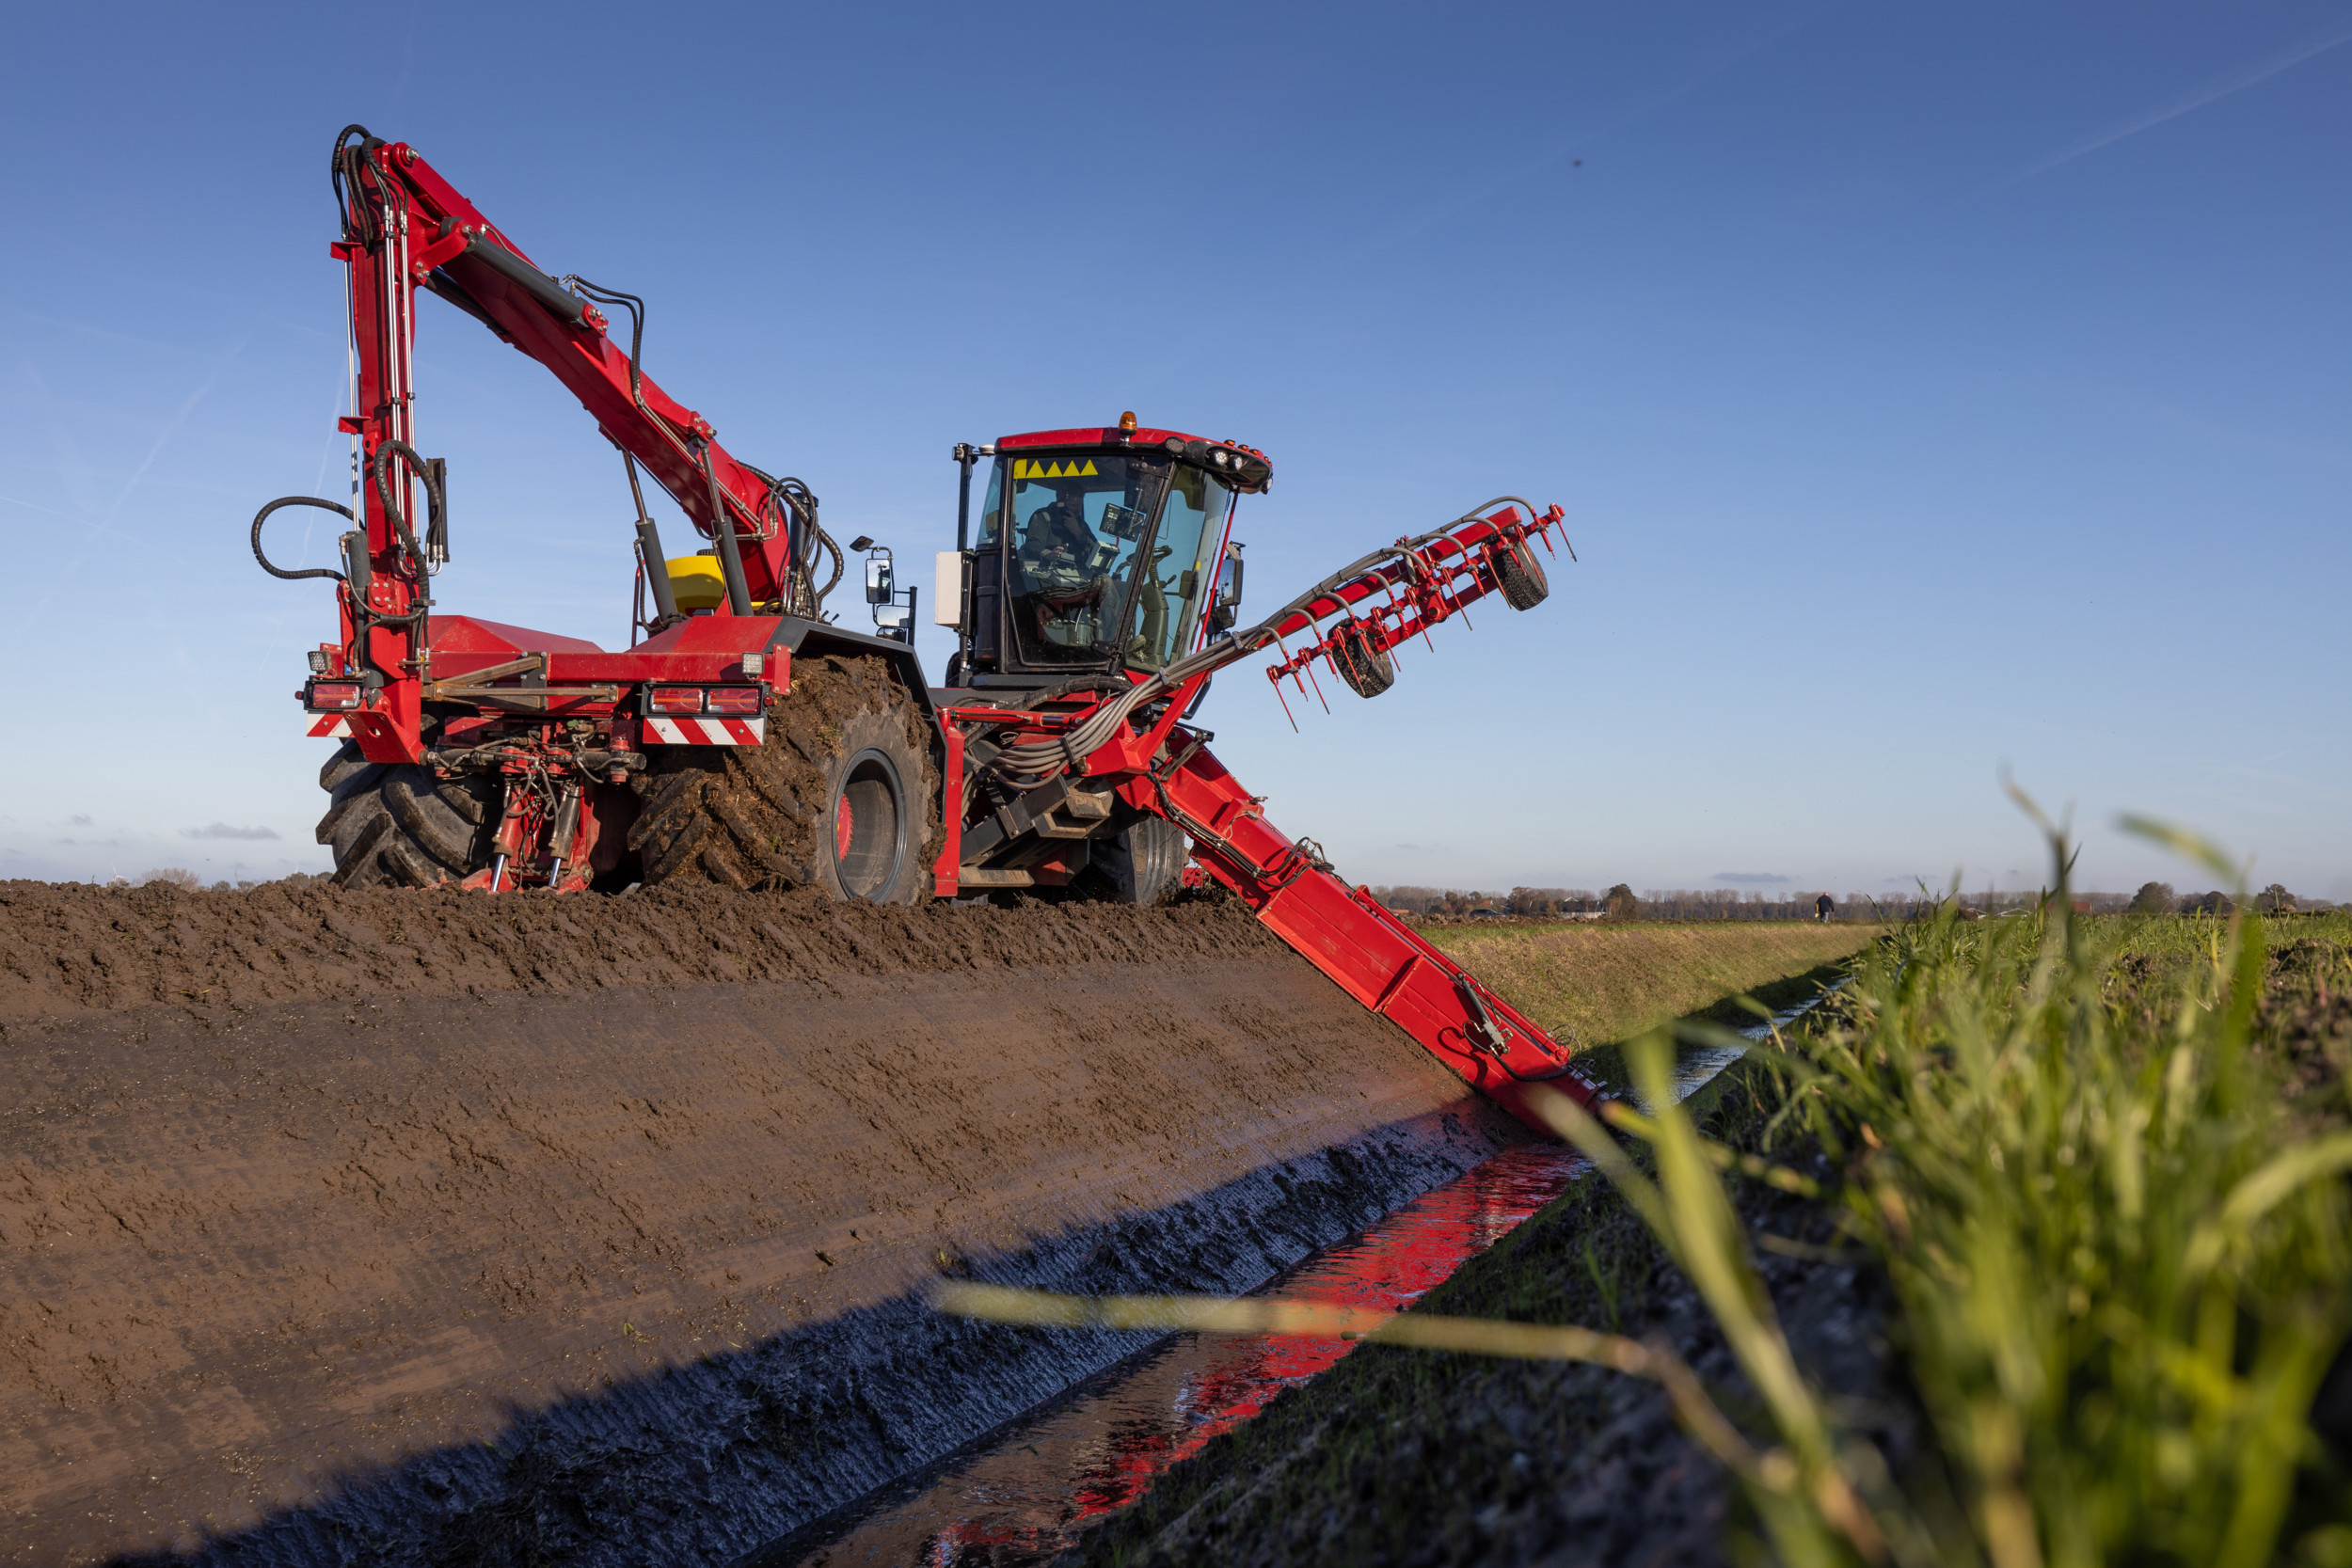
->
[1329, 619, 1395, 699]
[1495, 539, 1549, 610]
[1086, 814, 1188, 907]
[628, 654, 939, 903]
[315, 741, 498, 888]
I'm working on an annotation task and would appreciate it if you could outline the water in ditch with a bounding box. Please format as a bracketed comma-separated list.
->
[770, 1006, 1820, 1567]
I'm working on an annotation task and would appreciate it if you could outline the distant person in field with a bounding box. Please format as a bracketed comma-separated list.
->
[1815, 893, 1835, 924]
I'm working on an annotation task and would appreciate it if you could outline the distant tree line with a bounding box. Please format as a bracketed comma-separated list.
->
[1375, 886, 1575, 916]
[2125, 882, 2326, 915]
[94, 868, 322, 893]
[1371, 881, 2337, 922]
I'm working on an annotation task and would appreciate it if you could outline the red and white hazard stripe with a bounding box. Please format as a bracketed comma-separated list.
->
[644, 716, 765, 746]
[306, 713, 762, 746]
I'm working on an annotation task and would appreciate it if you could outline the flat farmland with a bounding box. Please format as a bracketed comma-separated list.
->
[1422, 919, 1877, 1051]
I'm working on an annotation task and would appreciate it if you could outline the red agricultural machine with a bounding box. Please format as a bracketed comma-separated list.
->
[250, 127, 1601, 1130]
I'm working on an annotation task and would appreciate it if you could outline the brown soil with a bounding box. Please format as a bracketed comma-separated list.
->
[0, 880, 1514, 1565]
[0, 872, 1245, 1027]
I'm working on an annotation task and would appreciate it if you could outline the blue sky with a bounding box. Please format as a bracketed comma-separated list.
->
[2, 1, 2345, 896]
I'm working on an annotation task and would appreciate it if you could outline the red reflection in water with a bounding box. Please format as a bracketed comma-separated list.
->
[809, 1145, 1586, 1567]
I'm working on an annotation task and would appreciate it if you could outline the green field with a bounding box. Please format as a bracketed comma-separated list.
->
[1423, 918, 1878, 1052]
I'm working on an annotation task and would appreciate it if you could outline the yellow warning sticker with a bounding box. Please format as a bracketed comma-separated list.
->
[1012, 458, 1101, 481]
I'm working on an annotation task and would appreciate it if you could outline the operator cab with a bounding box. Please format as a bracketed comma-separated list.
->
[944, 415, 1269, 689]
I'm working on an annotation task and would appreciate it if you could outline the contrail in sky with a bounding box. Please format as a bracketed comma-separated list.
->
[2017, 9, 2352, 182]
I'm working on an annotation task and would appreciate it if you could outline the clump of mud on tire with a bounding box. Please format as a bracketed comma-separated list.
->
[629, 653, 941, 902]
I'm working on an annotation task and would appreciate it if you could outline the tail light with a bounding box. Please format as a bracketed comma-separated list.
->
[647, 687, 704, 715]
[306, 681, 362, 711]
[705, 687, 762, 715]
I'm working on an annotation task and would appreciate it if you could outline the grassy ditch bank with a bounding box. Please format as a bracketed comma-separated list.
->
[1422, 918, 1876, 1054]
[1061, 872, 2352, 1566]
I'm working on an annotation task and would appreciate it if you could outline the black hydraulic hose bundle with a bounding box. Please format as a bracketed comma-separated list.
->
[564, 276, 647, 404]
[329, 124, 383, 245]
[249, 488, 426, 691]
[252, 447, 439, 592]
[250, 496, 353, 582]
[741, 463, 837, 616]
[370, 438, 442, 570]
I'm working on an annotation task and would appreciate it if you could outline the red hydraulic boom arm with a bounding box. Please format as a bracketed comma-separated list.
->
[313, 127, 816, 766]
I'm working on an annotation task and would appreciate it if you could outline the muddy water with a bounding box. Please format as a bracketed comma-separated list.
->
[767, 1009, 1818, 1568]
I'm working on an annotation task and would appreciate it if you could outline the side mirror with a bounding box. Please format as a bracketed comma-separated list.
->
[1208, 546, 1244, 632]
[865, 555, 894, 605]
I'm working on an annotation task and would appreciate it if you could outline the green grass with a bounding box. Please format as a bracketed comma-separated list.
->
[1622, 830, 2352, 1567]
[1422, 919, 1878, 1054]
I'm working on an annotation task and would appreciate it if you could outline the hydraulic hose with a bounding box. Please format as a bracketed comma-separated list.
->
[814, 527, 844, 611]
[250, 496, 354, 581]
[369, 439, 439, 571]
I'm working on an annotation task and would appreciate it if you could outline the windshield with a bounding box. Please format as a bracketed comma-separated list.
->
[1004, 453, 1168, 667]
[1126, 464, 1232, 673]
[976, 460, 1005, 546]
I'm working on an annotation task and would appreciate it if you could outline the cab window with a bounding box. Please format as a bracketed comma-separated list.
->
[1125, 464, 1232, 673]
[1005, 454, 1167, 667]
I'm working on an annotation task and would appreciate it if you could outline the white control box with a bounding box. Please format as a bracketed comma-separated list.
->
[934, 551, 965, 626]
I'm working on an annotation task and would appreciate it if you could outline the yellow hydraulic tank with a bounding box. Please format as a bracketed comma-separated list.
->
[666, 554, 728, 611]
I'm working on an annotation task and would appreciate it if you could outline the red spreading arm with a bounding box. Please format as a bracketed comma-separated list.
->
[930, 496, 1597, 1132]
[1257, 501, 1568, 702]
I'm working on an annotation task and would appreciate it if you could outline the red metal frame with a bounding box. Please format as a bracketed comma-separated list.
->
[299, 127, 1604, 1129]
[1258, 504, 1563, 702]
[331, 134, 806, 767]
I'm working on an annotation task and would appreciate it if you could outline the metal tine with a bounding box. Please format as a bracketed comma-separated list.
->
[1278, 629, 1317, 704]
[1291, 608, 1333, 712]
[1443, 545, 1477, 631]
[1303, 646, 1331, 713]
[1380, 582, 1411, 667]
[1409, 549, 1442, 654]
[1270, 672, 1298, 733]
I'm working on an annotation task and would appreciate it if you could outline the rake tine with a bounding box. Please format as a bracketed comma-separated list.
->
[1306, 657, 1330, 713]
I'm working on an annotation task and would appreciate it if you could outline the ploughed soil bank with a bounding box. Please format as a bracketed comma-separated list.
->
[0, 880, 1526, 1566]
